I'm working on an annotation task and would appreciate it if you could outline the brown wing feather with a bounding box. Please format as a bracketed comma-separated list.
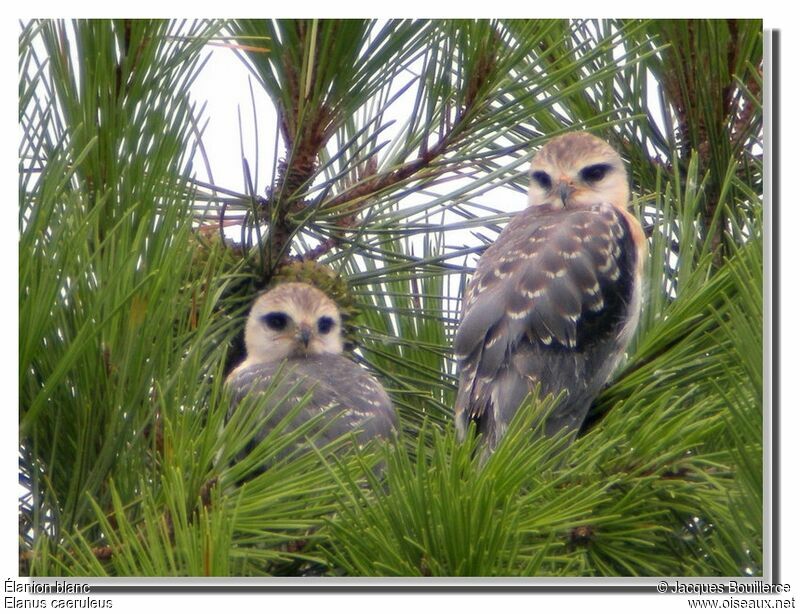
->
[454, 202, 637, 443]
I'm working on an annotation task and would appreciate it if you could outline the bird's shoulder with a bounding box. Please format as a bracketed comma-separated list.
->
[227, 353, 360, 391]
[481, 202, 624, 260]
[455, 202, 638, 358]
[227, 353, 394, 421]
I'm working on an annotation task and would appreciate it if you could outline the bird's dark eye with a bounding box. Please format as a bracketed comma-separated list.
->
[580, 163, 612, 183]
[262, 312, 289, 331]
[317, 316, 335, 335]
[530, 170, 552, 190]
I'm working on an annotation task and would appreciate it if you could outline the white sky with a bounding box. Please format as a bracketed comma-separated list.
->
[190, 45, 278, 195]
[6, 9, 800, 613]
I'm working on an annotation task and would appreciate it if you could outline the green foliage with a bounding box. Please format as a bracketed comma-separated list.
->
[20, 18, 763, 577]
[20, 19, 233, 546]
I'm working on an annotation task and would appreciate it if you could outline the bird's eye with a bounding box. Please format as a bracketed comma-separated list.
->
[262, 312, 289, 331]
[317, 316, 335, 335]
[530, 171, 552, 190]
[580, 163, 612, 183]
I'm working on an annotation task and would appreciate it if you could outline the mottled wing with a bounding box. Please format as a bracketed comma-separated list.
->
[454, 202, 637, 442]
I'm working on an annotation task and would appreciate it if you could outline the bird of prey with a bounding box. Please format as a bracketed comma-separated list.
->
[226, 282, 396, 464]
[453, 131, 646, 450]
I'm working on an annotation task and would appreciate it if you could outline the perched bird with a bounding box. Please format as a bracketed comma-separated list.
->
[454, 131, 646, 450]
[226, 282, 396, 464]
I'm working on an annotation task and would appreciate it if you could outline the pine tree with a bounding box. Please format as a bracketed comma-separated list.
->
[19, 18, 763, 577]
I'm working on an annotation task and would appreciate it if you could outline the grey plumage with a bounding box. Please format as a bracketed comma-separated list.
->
[226, 282, 396, 468]
[228, 353, 397, 453]
[454, 132, 646, 450]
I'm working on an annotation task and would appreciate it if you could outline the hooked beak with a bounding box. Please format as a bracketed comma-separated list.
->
[556, 178, 574, 207]
[296, 325, 312, 348]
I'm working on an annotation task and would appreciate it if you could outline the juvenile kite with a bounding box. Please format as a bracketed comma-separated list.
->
[227, 283, 396, 461]
[454, 132, 646, 450]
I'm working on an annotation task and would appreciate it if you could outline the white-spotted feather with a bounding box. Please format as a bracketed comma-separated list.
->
[454, 132, 646, 450]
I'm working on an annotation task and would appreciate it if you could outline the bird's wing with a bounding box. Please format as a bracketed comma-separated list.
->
[454, 202, 638, 427]
[306, 354, 397, 441]
[227, 354, 396, 445]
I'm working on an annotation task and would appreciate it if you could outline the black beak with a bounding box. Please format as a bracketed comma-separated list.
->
[297, 326, 312, 347]
[558, 182, 572, 206]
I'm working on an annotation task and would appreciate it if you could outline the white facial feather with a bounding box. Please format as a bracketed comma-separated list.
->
[242, 282, 344, 365]
[527, 132, 630, 211]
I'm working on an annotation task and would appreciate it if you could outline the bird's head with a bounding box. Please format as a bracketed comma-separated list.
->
[527, 131, 629, 211]
[243, 282, 344, 363]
